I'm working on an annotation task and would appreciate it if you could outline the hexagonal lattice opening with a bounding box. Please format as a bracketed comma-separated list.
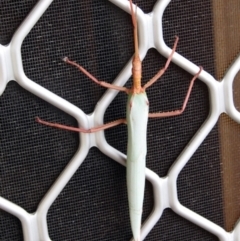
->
[177, 122, 224, 229]
[0, 82, 79, 213]
[1, 0, 240, 240]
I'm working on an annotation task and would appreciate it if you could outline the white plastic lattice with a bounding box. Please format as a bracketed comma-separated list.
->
[1, 0, 240, 241]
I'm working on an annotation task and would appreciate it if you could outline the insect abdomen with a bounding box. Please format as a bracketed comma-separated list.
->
[126, 92, 149, 240]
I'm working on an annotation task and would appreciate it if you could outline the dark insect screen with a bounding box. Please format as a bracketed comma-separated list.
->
[1, 0, 240, 240]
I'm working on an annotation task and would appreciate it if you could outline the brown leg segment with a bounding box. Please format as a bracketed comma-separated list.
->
[143, 36, 179, 91]
[63, 57, 129, 93]
[36, 117, 127, 133]
[148, 66, 203, 118]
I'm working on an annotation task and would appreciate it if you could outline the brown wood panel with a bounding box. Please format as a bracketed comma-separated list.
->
[212, 0, 240, 231]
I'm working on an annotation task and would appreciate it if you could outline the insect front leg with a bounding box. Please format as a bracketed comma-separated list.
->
[63, 57, 130, 93]
[143, 36, 179, 91]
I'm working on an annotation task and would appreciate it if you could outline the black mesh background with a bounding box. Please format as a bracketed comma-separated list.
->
[0, 0, 222, 241]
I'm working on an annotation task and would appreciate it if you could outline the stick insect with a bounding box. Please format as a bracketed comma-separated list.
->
[36, 0, 202, 240]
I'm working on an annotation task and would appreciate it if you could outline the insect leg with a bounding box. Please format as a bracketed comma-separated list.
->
[148, 66, 202, 118]
[143, 36, 179, 91]
[63, 57, 129, 93]
[36, 117, 126, 133]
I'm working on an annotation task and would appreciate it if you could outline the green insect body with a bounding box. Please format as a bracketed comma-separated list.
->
[127, 93, 149, 240]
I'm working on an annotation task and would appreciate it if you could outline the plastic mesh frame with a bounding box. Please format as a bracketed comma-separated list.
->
[0, 0, 240, 241]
